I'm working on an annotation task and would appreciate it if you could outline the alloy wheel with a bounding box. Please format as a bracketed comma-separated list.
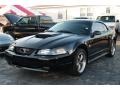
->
[76, 51, 87, 73]
[111, 41, 116, 56]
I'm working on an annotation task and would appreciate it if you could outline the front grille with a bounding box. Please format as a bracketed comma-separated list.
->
[14, 47, 34, 55]
[12, 57, 50, 68]
[0, 46, 8, 52]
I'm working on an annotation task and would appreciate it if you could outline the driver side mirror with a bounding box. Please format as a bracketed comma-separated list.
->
[91, 31, 101, 38]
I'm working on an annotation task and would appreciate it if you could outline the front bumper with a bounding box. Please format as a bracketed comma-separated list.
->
[5, 50, 73, 71]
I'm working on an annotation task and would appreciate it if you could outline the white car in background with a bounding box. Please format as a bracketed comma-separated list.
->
[0, 33, 14, 54]
[96, 15, 117, 30]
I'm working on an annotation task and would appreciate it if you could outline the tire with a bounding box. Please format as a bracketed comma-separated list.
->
[71, 48, 87, 75]
[107, 40, 116, 57]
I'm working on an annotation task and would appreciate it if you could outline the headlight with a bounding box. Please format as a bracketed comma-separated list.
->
[37, 48, 67, 55]
[8, 43, 15, 51]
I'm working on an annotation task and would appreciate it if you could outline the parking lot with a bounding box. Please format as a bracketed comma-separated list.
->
[0, 37, 120, 85]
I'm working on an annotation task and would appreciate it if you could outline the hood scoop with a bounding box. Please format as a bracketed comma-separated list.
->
[35, 33, 58, 38]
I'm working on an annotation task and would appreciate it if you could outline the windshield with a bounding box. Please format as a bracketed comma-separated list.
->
[97, 16, 115, 22]
[49, 20, 91, 35]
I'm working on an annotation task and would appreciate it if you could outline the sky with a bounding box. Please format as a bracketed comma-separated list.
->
[0, 0, 120, 7]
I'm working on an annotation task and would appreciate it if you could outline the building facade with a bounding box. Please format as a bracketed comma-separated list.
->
[30, 5, 120, 22]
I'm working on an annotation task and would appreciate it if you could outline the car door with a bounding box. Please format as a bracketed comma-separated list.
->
[88, 22, 109, 60]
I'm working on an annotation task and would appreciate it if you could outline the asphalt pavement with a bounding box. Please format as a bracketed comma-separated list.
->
[0, 37, 120, 85]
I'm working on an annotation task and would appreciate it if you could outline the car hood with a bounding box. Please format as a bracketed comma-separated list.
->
[104, 22, 115, 27]
[15, 32, 86, 49]
[4, 14, 22, 24]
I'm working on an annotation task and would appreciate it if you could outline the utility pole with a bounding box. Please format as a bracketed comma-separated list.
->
[66, 9, 68, 21]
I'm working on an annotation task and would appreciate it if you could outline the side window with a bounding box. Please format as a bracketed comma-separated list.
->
[28, 17, 37, 25]
[101, 23, 108, 32]
[92, 22, 108, 33]
[39, 16, 53, 23]
[17, 17, 37, 25]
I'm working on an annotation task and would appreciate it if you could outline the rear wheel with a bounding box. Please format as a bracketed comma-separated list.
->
[107, 40, 116, 57]
[71, 49, 87, 75]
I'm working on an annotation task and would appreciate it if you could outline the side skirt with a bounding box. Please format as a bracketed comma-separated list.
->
[88, 52, 108, 63]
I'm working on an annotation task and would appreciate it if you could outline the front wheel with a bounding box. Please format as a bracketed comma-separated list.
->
[107, 40, 116, 57]
[71, 49, 87, 75]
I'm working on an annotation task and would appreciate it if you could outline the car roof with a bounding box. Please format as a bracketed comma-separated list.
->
[74, 17, 89, 19]
[23, 15, 51, 18]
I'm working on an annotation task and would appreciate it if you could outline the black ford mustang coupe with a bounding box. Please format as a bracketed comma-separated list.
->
[5, 20, 116, 75]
